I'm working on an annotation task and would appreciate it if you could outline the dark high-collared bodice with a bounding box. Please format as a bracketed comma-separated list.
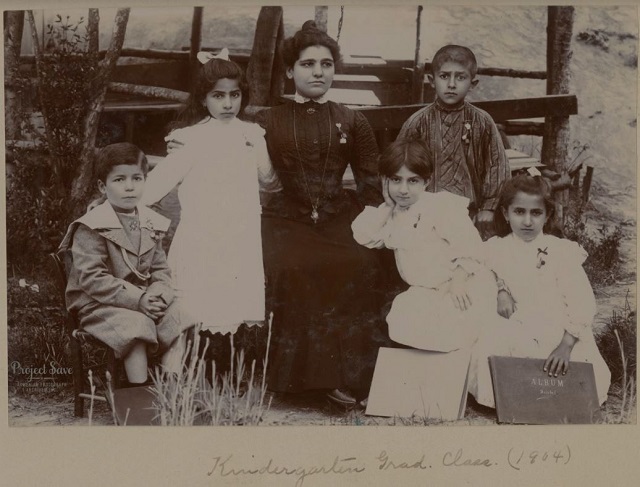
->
[261, 100, 382, 222]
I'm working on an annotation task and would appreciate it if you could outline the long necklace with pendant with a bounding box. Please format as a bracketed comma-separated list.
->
[292, 103, 332, 224]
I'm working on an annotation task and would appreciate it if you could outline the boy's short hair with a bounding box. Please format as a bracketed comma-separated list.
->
[379, 138, 434, 181]
[431, 45, 478, 78]
[95, 142, 148, 182]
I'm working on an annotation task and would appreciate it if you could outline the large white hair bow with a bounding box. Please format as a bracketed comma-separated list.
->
[197, 47, 230, 65]
[527, 166, 542, 177]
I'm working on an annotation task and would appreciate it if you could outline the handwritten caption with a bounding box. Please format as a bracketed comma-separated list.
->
[207, 445, 572, 486]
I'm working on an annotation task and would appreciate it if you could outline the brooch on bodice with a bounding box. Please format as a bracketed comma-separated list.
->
[536, 247, 548, 269]
[144, 218, 160, 241]
[336, 123, 347, 144]
[461, 121, 472, 144]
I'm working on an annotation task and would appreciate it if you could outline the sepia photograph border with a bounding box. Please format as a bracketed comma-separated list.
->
[2, 0, 639, 485]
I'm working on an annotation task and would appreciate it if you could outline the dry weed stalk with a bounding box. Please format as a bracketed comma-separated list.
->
[599, 329, 637, 424]
[87, 369, 95, 425]
[105, 370, 120, 425]
[151, 315, 273, 426]
[613, 329, 636, 423]
[150, 329, 210, 426]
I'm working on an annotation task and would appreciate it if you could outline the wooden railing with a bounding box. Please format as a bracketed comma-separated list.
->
[353, 94, 578, 151]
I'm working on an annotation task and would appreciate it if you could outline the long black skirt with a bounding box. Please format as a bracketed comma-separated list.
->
[261, 204, 391, 395]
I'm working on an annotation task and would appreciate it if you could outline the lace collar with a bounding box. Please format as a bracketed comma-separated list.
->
[294, 92, 329, 104]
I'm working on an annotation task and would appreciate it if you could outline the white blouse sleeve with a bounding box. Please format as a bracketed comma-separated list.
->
[558, 240, 596, 339]
[351, 203, 393, 249]
[435, 193, 484, 274]
[139, 148, 192, 206]
[252, 127, 282, 194]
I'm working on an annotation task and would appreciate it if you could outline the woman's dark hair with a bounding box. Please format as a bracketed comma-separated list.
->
[280, 20, 342, 69]
[378, 139, 433, 181]
[95, 142, 148, 183]
[493, 173, 559, 237]
[170, 55, 250, 130]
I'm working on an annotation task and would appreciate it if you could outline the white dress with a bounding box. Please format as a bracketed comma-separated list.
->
[141, 117, 281, 333]
[468, 233, 611, 407]
[352, 191, 496, 352]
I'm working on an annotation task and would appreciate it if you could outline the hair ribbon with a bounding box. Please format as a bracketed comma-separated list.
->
[197, 47, 230, 65]
[527, 166, 542, 177]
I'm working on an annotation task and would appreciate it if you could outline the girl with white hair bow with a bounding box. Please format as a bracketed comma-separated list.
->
[140, 48, 281, 341]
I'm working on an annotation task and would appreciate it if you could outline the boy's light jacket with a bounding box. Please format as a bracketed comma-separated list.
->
[58, 201, 174, 313]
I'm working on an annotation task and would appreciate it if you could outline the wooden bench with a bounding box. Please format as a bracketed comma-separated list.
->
[102, 92, 184, 143]
[355, 93, 578, 174]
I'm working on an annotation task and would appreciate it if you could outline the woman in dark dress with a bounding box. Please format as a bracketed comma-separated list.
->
[260, 21, 387, 406]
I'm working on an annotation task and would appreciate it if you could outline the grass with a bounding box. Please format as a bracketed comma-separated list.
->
[149, 318, 273, 426]
[563, 194, 626, 287]
[596, 291, 636, 388]
[328, 300, 638, 427]
[7, 266, 635, 426]
[596, 297, 637, 424]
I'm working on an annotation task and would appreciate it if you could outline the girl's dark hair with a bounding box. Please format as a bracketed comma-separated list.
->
[280, 20, 342, 69]
[95, 142, 148, 183]
[378, 138, 433, 181]
[170, 55, 250, 130]
[493, 173, 559, 237]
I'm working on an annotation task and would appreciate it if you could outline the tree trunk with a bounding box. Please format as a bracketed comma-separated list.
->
[188, 7, 204, 95]
[70, 8, 130, 214]
[541, 6, 574, 223]
[4, 11, 25, 140]
[88, 9, 99, 53]
[246, 7, 283, 107]
[26, 10, 61, 163]
[314, 6, 328, 32]
[542, 6, 574, 172]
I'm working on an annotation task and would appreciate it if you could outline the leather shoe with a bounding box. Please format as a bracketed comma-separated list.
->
[327, 388, 357, 407]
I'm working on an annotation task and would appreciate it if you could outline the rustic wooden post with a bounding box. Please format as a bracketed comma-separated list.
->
[87, 9, 99, 53]
[411, 6, 424, 104]
[542, 6, 575, 223]
[70, 8, 130, 213]
[247, 6, 284, 107]
[4, 11, 25, 140]
[189, 7, 204, 95]
[269, 16, 286, 104]
[26, 11, 60, 160]
[314, 6, 328, 32]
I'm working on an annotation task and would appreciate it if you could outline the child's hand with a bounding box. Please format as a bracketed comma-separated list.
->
[497, 290, 516, 318]
[381, 176, 395, 208]
[139, 293, 167, 320]
[447, 266, 473, 311]
[543, 331, 578, 377]
[474, 210, 495, 240]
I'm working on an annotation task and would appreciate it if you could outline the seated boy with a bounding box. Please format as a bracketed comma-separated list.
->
[58, 142, 189, 386]
[397, 45, 510, 239]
